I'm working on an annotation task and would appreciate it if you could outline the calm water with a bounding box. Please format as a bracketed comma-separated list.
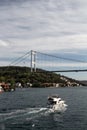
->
[0, 87, 87, 130]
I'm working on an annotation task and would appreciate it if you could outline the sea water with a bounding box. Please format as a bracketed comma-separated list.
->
[0, 87, 87, 130]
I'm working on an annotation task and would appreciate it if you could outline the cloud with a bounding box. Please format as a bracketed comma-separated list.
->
[0, 0, 87, 51]
[0, 0, 87, 41]
[0, 40, 9, 47]
[9, 34, 87, 53]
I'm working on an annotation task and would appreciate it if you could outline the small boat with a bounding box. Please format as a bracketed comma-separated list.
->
[0, 86, 4, 93]
[48, 95, 68, 113]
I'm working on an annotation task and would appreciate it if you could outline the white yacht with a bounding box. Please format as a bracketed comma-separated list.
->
[48, 95, 68, 113]
[0, 85, 4, 93]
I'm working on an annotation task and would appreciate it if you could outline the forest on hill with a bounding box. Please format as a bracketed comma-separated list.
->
[0, 66, 83, 87]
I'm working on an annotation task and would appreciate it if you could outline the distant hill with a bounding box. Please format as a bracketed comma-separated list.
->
[79, 80, 87, 86]
[0, 66, 83, 87]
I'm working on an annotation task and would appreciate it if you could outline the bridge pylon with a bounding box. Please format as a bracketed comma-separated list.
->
[31, 50, 36, 72]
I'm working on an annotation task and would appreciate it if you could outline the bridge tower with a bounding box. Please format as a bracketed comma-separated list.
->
[31, 50, 36, 72]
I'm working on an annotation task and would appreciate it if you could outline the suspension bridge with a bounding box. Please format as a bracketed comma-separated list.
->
[8, 50, 87, 73]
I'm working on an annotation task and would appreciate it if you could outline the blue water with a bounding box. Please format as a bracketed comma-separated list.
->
[0, 87, 87, 130]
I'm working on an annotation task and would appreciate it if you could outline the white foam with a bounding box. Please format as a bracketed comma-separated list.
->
[0, 106, 67, 123]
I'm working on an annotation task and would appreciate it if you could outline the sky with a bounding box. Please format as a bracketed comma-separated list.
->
[0, 0, 87, 80]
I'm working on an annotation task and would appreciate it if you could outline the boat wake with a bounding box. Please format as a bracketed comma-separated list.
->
[0, 95, 67, 126]
[0, 105, 67, 123]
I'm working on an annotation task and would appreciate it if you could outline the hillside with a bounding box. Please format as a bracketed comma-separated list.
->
[0, 66, 83, 87]
[79, 80, 87, 86]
